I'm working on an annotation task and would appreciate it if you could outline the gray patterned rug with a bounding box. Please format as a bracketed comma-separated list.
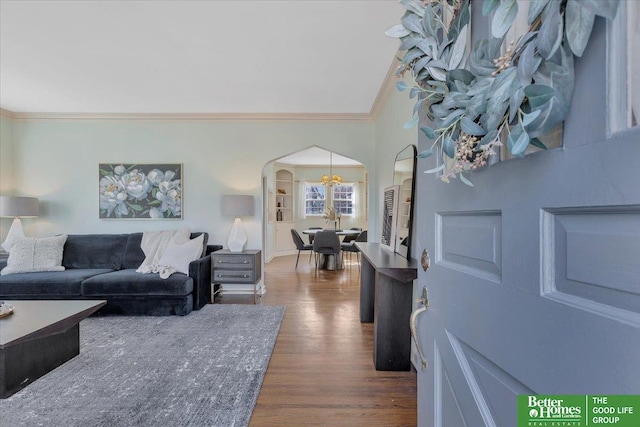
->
[0, 304, 285, 427]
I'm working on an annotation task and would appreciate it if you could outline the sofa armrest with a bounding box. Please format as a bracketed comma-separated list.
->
[189, 254, 211, 310]
[206, 244, 223, 256]
[0, 252, 8, 270]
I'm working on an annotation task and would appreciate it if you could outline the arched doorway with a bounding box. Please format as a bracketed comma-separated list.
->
[261, 146, 368, 263]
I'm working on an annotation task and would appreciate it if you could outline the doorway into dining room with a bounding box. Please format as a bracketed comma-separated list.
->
[261, 146, 368, 264]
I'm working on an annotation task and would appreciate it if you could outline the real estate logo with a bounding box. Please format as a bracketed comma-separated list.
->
[517, 395, 640, 427]
[522, 395, 584, 425]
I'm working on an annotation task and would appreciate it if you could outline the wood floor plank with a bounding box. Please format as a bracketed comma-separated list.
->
[218, 254, 417, 426]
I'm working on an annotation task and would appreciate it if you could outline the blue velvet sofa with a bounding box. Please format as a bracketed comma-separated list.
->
[0, 233, 222, 316]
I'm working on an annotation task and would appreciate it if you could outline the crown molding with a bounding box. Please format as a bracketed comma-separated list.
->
[1, 111, 375, 122]
[0, 108, 16, 119]
[369, 56, 400, 120]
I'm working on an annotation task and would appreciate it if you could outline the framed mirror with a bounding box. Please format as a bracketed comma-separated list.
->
[393, 144, 417, 259]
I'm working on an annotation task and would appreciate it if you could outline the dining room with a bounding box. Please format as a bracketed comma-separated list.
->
[261, 146, 368, 265]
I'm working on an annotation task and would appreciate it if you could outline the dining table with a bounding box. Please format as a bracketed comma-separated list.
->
[301, 229, 361, 270]
[301, 229, 361, 237]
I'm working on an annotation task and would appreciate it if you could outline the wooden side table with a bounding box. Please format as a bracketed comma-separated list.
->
[211, 249, 262, 304]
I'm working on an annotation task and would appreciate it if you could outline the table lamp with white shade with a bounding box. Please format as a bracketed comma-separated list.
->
[0, 196, 39, 252]
[221, 195, 254, 252]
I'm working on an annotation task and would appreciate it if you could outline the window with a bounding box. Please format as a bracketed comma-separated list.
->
[332, 184, 355, 216]
[304, 183, 325, 215]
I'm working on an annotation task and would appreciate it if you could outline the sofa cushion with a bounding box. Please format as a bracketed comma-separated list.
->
[122, 232, 209, 269]
[63, 234, 129, 270]
[0, 269, 114, 297]
[81, 269, 193, 297]
[1, 235, 67, 275]
[158, 234, 205, 274]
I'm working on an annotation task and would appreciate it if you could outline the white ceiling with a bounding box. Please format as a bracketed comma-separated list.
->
[0, 1, 402, 115]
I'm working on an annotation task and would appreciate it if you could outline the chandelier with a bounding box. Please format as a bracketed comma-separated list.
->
[320, 152, 343, 187]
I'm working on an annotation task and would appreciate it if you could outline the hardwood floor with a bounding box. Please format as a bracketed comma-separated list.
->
[218, 254, 417, 426]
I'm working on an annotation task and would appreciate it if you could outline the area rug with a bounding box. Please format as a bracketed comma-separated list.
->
[0, 304, 285, 427]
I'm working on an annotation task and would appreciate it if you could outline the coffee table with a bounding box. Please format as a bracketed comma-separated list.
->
[0, 300, 106, 398]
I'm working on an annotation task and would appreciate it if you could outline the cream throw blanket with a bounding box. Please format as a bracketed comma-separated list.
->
[136, 229, 190, 279]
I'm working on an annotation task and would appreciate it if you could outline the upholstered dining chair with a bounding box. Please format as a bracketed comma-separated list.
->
[340, 227, 363, 245]
[312, 230, 341, 271]
[341, 230, 367, 268]
[290, 229, 313, 269]
[307, 227, 323, 245]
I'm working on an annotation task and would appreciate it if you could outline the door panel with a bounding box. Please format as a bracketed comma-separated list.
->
[414, 8, 640, 426]
[437, 211, 502, 283]
[543, 207, 640, 314]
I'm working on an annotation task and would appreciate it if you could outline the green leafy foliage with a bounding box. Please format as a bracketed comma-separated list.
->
[397, 81, 408, 91]
[492, 0, 518, 39]
[420, 126, 437, 139]
[565, 0, 596, 57]
[579, 0, 620, 20]
[386, 0, 618, 186]
[536, 2, 563, 59]
[418, 149, 434, 158]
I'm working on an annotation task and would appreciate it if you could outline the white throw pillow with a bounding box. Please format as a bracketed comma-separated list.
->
[1, 235, 68, 275]
[158, 234, 205, 275]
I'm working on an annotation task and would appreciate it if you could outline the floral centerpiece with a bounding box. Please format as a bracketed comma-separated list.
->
[323, 207, 341, 230]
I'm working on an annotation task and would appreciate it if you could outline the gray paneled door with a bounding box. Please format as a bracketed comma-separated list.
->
[414, 17, 640, 427]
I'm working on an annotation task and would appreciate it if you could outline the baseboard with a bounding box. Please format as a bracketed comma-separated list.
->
[271, 250, 298, 257]
[220, 284, 266, 295]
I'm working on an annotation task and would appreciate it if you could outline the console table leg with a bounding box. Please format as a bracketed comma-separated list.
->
[360, 257, 375, 323]
[373, 275, 413, 371]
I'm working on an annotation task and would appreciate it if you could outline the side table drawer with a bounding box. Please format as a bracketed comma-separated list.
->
[213, 269, 255, 284]
[212, 254, 255, 269]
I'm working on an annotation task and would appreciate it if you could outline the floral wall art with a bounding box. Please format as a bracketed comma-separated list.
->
[99, 164, 182, 219]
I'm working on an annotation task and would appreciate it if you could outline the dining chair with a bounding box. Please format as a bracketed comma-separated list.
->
[312, 230, 341, 271]
[290, 229, 313, 269]
[307, 226, 323, 244]
[341, 227, 363, 245]
[341, 230, 367, 268]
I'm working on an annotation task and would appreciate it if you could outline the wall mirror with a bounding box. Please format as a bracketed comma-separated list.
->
[393, 144, 417, 259]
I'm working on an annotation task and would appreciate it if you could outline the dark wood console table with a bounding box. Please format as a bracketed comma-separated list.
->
[356, 242, 417, 371]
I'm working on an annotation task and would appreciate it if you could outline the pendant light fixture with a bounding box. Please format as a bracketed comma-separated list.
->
[320, 152, 343, 187]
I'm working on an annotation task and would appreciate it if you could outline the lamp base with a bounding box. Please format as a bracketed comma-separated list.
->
[1, 218, 25, 252]
[227, 217, 247, 252]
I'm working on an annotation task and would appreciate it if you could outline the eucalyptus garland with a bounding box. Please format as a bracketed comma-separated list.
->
[387, 0, 620, 185]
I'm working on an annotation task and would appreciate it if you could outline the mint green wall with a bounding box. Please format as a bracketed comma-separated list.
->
[373, 74, 417, 244]
[0, 75, 416, 249]
[7, 119, 376, 248]
[0, 116, 14, 192]
[0, 115, 15, 241]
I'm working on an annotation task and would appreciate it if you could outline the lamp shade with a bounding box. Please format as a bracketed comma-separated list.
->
[0, 196, 39, 218]
[221, 195, 254, 217]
